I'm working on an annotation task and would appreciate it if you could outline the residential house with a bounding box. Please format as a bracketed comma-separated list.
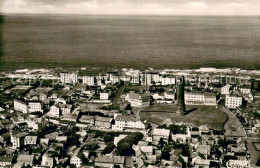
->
[95, 155, 126, 168]
[70, 148, 82, 167]
[95, 117, 113, 128]
[152, 128, 170, 142]
[0, 156, 13, 167]
[17, 154, 34, 167]
[113, 115, 145, 131]
[24, 136, 38, 146]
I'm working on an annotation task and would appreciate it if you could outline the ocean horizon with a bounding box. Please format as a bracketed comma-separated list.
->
[0, 14, 259, 70]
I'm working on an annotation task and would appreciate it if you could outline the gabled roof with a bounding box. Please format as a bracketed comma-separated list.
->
[199, 125, 209, 131]
[95, 155, 125, 164]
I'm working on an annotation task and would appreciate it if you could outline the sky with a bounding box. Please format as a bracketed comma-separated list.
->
[0, 0, 260, 15]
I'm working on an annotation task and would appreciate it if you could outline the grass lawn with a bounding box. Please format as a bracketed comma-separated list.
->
[140, 104, 228, 130]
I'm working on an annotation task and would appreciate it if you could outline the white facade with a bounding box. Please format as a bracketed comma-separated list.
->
[60, 72, 78, 85]
[239, 86, 251, 95]
[184, 92, 217, 106]
[226, 160, 250, 168]
[14, 99, 28, 113]
[100, 91, 111, 100]
[70, 148, 82, 167]
[221, 84, 231, 95]
[161, 76, 175, 85]
[49, 105, 60, 118]
[225, 95, 243, 109]
[24, 136, 37, 145]
[113, 115, 145, 130]
[82, 76, 95, 86]
[28, 102, 43, 113]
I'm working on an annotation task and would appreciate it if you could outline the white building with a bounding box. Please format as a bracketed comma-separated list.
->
[59, 104, 72, 114]
[152, 128, 170, 142]
[100, 90, 111, 100]
[14, 99, 28, 113]
[106, 72, 120, 84]
[24, 136, 37, 145]
[226, 160, 250, 168]
[11, 132, 28, 149]
[239, 85, 251, 95]
[221, 84, 231, 95]
[184, 92, 217, 106]
[131, 75, 140, 84]
[161, 75, 175, 86]
[113, 115, 145, 131]
[70, 148, 82, 167]
[82, 76, 95, 86]
[41, 153, 54, 167]
[125, 91, 150, 108]
[48, 104, 61, 118]
[28, 101, 43, 113]
[60, 72, 78, 85]
[225, 95, 243, 109]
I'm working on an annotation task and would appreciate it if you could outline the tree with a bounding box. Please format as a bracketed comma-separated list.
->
[161, 150, 170, 160]
[116, 140, 133, 156]
[115, 132, 143, 156]
[158, 138, 165, 149]
[102, 142, 115, 155]
[256, 158, 260, 167]
[103, 134, 114, 143]
[85, 143, 100, 151]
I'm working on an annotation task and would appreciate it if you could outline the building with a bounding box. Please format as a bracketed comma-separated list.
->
[221, 84, 231, 95]
[11, 132, 28, 149]
[0, 156, 13, 167]
[17, 154, 34, 167]
[184, 92, 217, 106]
[95, 155, 126, 168]
[130, 75, 140, 84]
[161, 75, 175, 85]
[125, 91, 150, 108]
[82, 76, 95, 86]
[14, 99, 28, 113]
[24, 136, 37, 146]
[60, 72, 78, 85]
[95, 117, 113, 128]
[113, 115, 145, 131]
[59, 104, 73, 114]
[225, 95, 243, 109]
[226, 160, 250, 168]
[28, 101, 43, 113]
[100, 90, 111, 100]
[239, 85, 251, 95]
[152, 128, 170, 142]
[41, 153, 54, 167]
[106, 72, 120, 84]
[70, 148, 82, 167]
[48, 104, 61, 118]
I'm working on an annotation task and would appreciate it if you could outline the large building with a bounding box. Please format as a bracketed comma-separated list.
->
[60, 72, 78, 85]
[125, 91, 150, 108]
[112, 115, 145, 131]
[221, 84, 231, 95]
[82, 76, 95, 86]
[184, 92, 217, 106]
[14, 99, 28, 113]
[225, 95, 243, 109]
[28, 101, 43, 113]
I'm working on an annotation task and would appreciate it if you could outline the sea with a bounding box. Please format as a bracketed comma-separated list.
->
[0, 14, 259, 71]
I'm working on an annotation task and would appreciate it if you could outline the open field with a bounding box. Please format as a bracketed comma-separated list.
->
[140, 104, 228, 130]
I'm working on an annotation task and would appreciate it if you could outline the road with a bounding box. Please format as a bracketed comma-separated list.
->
[222, 107, 247, 137]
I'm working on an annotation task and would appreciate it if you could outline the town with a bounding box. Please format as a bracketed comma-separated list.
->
[0, 67, 259, 168]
